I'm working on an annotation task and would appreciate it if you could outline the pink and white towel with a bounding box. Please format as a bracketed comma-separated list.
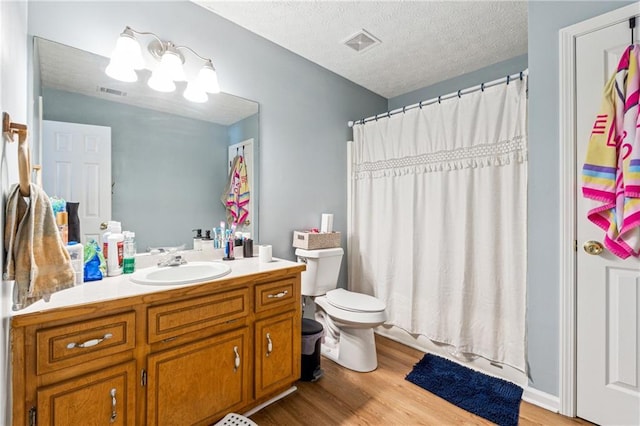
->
[582, 45, 640, 258]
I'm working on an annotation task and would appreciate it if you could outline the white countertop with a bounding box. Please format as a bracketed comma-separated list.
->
[11, 250, 302, 317]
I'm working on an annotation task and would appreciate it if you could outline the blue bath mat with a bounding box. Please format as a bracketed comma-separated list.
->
[405, 353, 523, 426]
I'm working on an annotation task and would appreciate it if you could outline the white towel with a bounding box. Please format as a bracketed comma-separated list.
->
[4, 183, 74, 310]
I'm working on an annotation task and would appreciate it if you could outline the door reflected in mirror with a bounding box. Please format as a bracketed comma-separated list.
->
[33, 37, 259, 251]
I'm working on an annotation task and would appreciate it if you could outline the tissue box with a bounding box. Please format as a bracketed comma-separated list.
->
[292, 231, 341, 250]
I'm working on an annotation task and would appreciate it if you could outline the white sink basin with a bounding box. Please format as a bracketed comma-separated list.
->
[130, 261, 231, 285]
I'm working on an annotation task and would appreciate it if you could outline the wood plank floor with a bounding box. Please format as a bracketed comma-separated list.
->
[250, 335, 592, 425]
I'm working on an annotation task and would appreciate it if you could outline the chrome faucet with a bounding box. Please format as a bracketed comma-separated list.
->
[157, 251, 187, 267]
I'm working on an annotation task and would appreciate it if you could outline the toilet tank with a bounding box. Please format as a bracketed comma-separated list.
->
[296, 247, 344, 296]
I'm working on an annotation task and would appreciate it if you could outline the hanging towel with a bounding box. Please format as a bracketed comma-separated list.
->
[582, 45, 640, 258]
[221, 155, 250, 226]
[4, 183, 75, 310]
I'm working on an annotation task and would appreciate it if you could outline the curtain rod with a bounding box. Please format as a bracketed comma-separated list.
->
[348, 69, 529, 128]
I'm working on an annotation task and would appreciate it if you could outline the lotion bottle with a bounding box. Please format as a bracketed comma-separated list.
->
[193, 229, 203, 251]
[107, 222, 124, 276]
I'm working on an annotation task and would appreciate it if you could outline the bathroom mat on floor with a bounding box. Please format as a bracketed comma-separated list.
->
[405, 353, 523, 426]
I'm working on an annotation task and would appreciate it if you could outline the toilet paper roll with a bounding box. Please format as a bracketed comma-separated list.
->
[320, 213, 334, 233]
[259, 245, 272, 263]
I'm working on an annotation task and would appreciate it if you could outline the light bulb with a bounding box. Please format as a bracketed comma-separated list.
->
[110, 29, 144, 70]
[147, 69, 176, 93]
[105, 59, 137, 83]
[183, 81, 208, 103]
[197, 61, 220, 94]
[158, 48, 186, 81]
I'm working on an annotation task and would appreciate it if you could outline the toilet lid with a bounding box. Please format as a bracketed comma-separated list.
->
[326, 288, 386, 313]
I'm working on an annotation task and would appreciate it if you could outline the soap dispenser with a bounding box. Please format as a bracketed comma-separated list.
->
[193, 229, 203, 251]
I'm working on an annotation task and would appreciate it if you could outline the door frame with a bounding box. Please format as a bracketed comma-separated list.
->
[558, 2, 639, 417]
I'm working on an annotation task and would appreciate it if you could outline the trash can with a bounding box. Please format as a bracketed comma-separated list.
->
[301, 318, 324, 381]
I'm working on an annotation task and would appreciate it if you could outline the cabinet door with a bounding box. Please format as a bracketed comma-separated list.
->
[36, 360, 136, 426]
[255, 310, 300, 399]
[146, 327, 250, 426]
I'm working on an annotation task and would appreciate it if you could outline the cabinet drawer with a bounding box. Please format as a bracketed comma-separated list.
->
[36, 311, 135, 375]
[255, 278, 296, 313]
[148, 288, 249, 344]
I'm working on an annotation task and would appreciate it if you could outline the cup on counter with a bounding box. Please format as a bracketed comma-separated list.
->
[259, 245, 272, 263]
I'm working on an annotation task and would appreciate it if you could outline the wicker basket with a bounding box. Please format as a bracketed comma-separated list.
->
[292, 231, 341, 250]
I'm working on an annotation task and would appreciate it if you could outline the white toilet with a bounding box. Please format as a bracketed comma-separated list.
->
[296, 247, 387, 372]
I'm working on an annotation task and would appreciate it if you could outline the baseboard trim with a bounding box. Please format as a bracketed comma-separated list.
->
[242, 386, 297, 418]
[522, 386, 560, 413]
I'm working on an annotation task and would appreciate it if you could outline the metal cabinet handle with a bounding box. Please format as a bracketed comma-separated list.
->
[233, 346, 240, 372]
[583, 240, 604, 255]
[266, 333, 273, 357]
[267, 290, 288, 299]
[66, 333, 113, 349]
[110, 388, 117, 423]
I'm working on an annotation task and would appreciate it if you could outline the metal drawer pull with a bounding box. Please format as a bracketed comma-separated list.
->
[233, 346, 240, 372]
[267, 290, 288, 299]
[110, 388, 117, 423]
[66, 333, 113, 349]
[266, 333, 273, 357]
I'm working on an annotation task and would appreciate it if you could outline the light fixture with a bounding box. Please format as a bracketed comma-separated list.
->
[105, 26, 221, 102]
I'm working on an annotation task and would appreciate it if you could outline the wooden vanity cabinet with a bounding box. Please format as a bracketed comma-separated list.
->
[11, 265, 304, 426]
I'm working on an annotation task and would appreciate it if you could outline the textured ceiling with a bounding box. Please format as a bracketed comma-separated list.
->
[36, 38, 258, 125]
[195, 1, 528, 99]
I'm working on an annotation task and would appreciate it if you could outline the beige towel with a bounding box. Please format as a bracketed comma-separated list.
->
[4, 183, 74, 310]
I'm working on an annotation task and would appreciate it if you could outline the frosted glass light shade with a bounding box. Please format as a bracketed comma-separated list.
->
[105, 60, 137, 83]
[197, 62, 220, 94]
[158, 51, 186, 82]
[183, 81, 207, 103]
[111, 33, 144, 70]
[147, 69, 176, 92]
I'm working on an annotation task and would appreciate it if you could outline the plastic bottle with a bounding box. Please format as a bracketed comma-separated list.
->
[102, 220, 119, 262]
[193, 229, 203, 251]
[107, 222, 124, 276]
[123, 231, 136, 274]
[56, 211, 69, 245]
[65, 241, 84, 285]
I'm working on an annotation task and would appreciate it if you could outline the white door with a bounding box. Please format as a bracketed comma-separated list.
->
[576, 17, 640, 426]
[227, 139, 254, 237]
[42, 120, 111, 244]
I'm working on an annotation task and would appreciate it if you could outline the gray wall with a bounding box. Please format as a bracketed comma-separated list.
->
[528, 0, 635, 395]
[388, 54, 528, 110]
[42, 88, 229, 251]
[28, 1, 387, 289]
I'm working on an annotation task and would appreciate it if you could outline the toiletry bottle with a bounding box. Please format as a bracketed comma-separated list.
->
[123, 231, 136, 274]
[65, 241, 84, 285]
[234, 232, 244, 259]
[102, 220, 118, 263]
[107, 222, 124, 276]
[56, 211, 69, 244]
[201, 230, 214, 253]
[243, 233, 253, 258]
[193, 229, 203, 251]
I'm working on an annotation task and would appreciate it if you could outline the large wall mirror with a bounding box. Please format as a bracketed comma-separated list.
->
[32, 37, 259, 252]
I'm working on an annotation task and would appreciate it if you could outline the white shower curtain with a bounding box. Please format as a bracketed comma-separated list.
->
[349, 78, 527, 372]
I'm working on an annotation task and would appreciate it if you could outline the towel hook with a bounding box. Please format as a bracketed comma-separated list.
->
[631, 17, 636, 46]
[3, 112, 31, 197]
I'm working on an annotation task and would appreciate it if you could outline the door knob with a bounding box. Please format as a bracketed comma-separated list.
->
[583, 240, 604, 255]
[100, 222, 108, 230]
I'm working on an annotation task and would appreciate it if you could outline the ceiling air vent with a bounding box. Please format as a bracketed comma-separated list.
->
[343, 29, 381, 53]
[98, 86, 127, 97]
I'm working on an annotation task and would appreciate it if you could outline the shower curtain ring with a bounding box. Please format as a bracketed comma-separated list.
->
[481, 83, 485, 92]
[519, 71, 523, 80]
[438, 96, 441, 104]
[402, 106, 406, 114]
[507, 75, 511, 85]
[457, 90, 462, 98]
[419, 101, 423, 109]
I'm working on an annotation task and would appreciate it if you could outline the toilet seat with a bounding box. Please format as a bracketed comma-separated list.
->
[326, 288, 386, 313]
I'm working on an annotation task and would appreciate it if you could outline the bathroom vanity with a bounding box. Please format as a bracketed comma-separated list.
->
[10, 256, 304, 425]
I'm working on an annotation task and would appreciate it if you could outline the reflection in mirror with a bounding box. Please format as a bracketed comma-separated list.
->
[33, 37, 259, 252]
